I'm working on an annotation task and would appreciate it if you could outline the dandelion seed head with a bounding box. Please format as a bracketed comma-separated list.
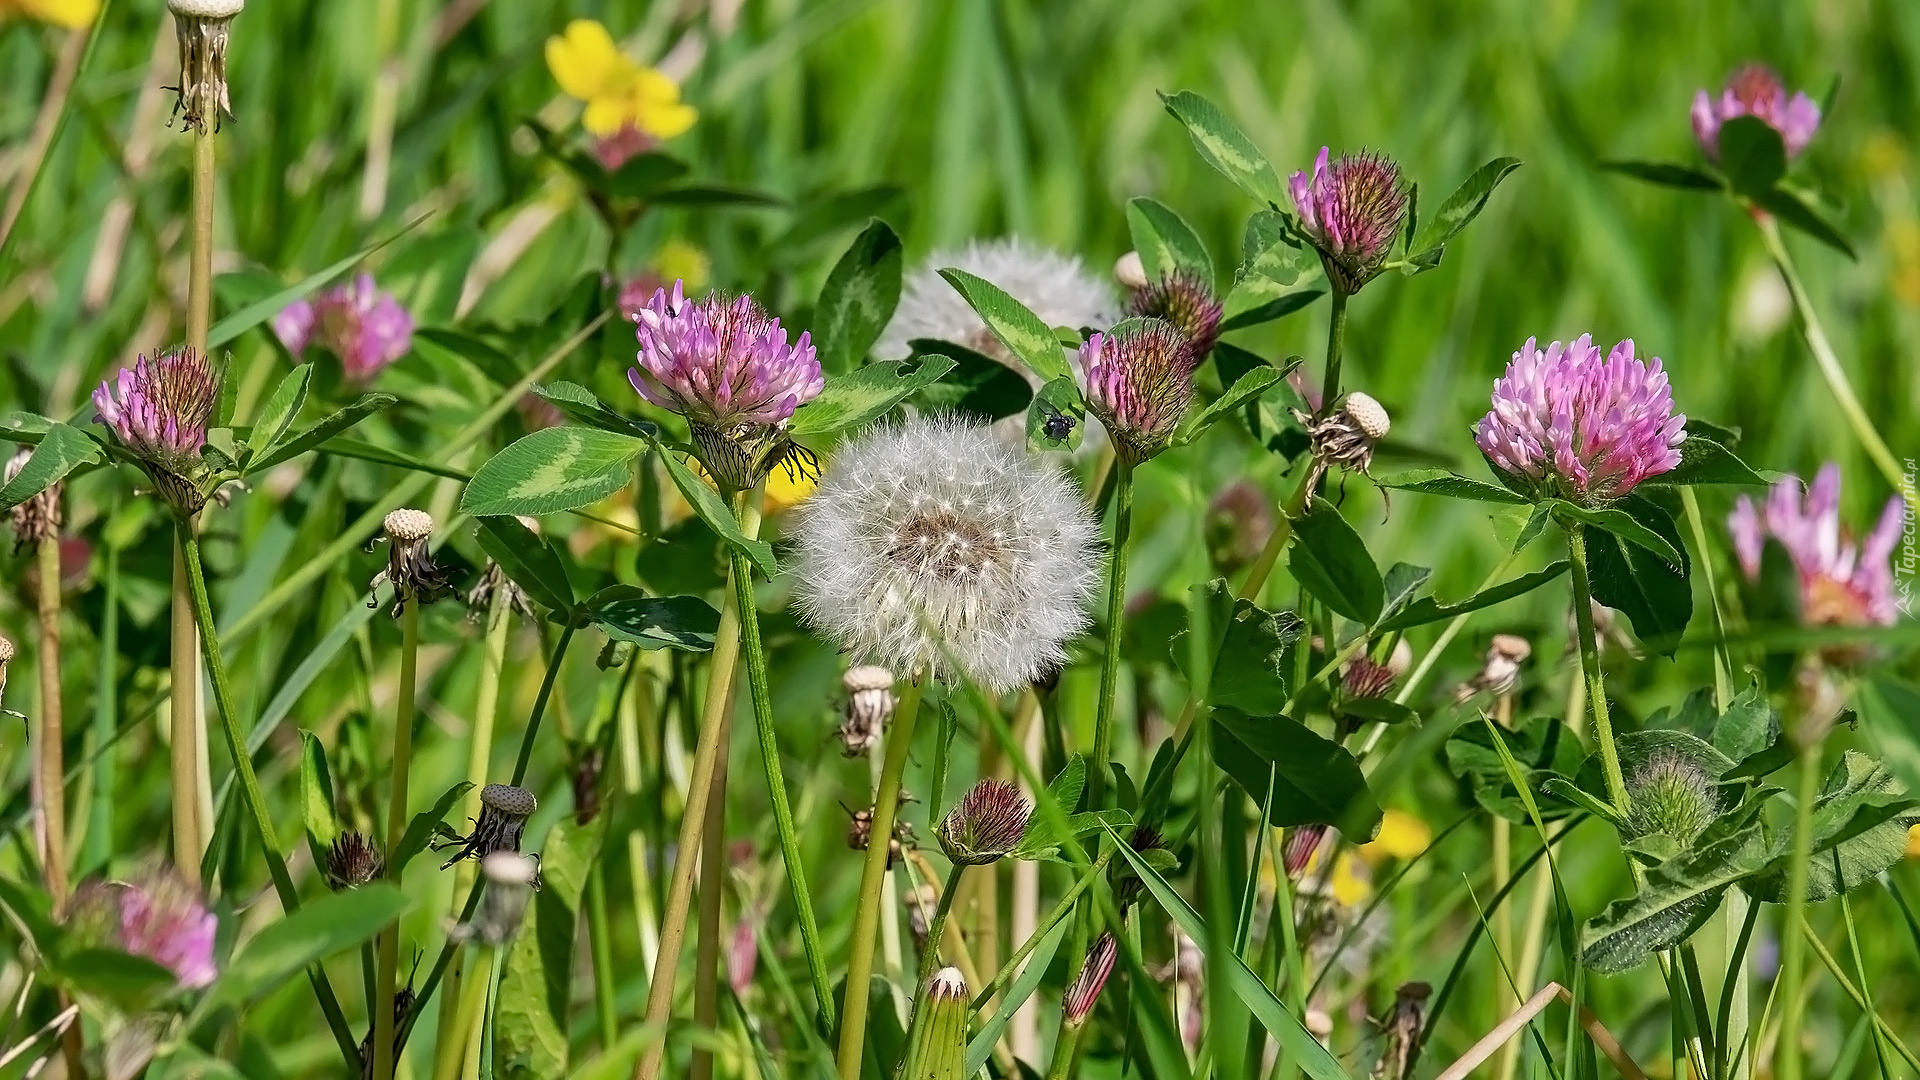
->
[878, 238, 1118, 362]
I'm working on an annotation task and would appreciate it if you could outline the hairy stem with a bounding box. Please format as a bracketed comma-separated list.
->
[835, 676, 926, 1080]
[1088, 461, 1134, 812]
[1565, 524, 1629, 813]
[372, 602, 420, 1080]
[1317, 287, 1350, 416]
[169, 538, 202, 871]
[1774, 745, 1822, 1080]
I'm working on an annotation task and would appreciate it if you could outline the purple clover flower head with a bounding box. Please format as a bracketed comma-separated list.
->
[1075, 317, 1196, 465]
[1474, 335, 1686, 505]
[1289, 147, 1409, 295]
[1728, 463, 1902, 630]
[1692, 65, 1822, 162]
[274, 274, 414, 383]
[92, 349, 220, 478]
[70, 868, 220, 990]
[629, 281, 823, 431]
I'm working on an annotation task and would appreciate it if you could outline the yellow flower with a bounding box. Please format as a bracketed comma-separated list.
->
[1, 0, 98, 27]
[1907, 823, 1920, 859]
[1329, 853, 1371, 907]
[655, 237, 711, 293]
[1356, 809, 1431, 866]
[545, 20, 696, 140]
[764, 462, 819, 513]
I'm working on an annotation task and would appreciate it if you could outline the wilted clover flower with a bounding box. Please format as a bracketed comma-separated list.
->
[69, 868, 219, 989]
[274, 274, 415, 383]
[1475, 335, 1685, 505]
[1692, 65, 1822, 161]
[938, 778, 1032, 865]
[1288, 147, 1409, 295]
[1729, 463, 1902, 631]
[437, 784, 538, 870]
[788, 415, 1101, 692]
[1063, 933, 1118, 1027]
[4, 447, 61, 552]
[1282, 823, 1331, 879]
[369, 508, 454, 617]
[326, 831, 385, 890]
[92, 349, 222, 517]
[1623, 752, 1717, 845]
[167, 0, 241, 131]
[878, 237, 1118, 363]
[1075, 318, 1197, 464]
[629, 281, 823, 490]
[1127, 269, 1222, 362]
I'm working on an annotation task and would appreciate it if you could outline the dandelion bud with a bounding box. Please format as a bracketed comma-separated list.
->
[839, 665, 896, 756]
[325, 831, 385, 891]
[1455, 634, 1531, 703]
[1693, 65, 1821, 162]
[898, 967, 970, 1080]
[1475, 336, 1685, 506]
[437, 784, 538, 870]
[168, 0, 242, 132]
[1062, 933, 1117, 1028]
[91, 349, 222, 518]
[1371, 981, 1432, 1080]
[1282, 823, 1330, 878]
[1623, 752, 1717, 844]
[1127, 269, 1223, 361]
[371, 508, 454, 617]
[4, 448, 62, 553]
[938, 778, 1033, 866]
[1288, 148, 1408, 295]
[1297, 391, 1391, 494]
[1205, 480, 1275, 574]
[1076, 318, 1199, 465]
[460, 852, 539, 946]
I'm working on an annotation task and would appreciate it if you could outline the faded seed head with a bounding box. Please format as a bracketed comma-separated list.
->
[167, 0, 241, 131]
[1343, 392, 1391, 440]
[383, 508, 433, 543]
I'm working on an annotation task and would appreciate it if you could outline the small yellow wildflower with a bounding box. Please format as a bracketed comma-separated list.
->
[1329, 853, 1371, 907]
[1907, 822, 1920, 860]
[655, 237, 711, 293]
[765, 462, 819, 513]
[1, 0, 98, 28]
[1356, 809, 1431, 866]
[545, 20, 696, 140]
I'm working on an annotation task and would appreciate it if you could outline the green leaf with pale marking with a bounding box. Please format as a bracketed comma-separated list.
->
[0, 422, 103, 512]
[208, 885, 410, 1007]
[461, 427, 649, 517]
[656, 447, 777, 577]
[790, 354, 955, 435]
[1174, 365, 1285, 446]
[1126, 197, 1214, 284]
[244, 364, 312, 464]
[1375, 468, 1529, 504]
[529, 382, 657, 439]
[814, 219, 904, 372]
[936, 268, 1071, 382]
[581, 585, 720, 651]
[1158, 90, 1288, 208]
[1024, 376, 1087, 453]
[1409, 156, 1523, 256]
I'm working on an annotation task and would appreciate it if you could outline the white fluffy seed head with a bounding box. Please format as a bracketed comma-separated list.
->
[876, 238, 1119, 361]
[1342, 392, 1391, 440]
[168, 0, 243, 17]
[788, 415, 1101, 693]
[926, 966, 969, 1000]
[383, 507, 433, 542]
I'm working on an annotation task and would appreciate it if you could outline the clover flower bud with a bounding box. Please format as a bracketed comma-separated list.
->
[1063, 933, 1118, 1028]
[1692, 65, 1821, 162]
[4, 448, 62, 553]
[92, 349, 222, 518]
[1289, 148, 1409, 295]
[1623, 752, 1717, 845]
[1455, 634, 1531, 703]
[1342, 639, 1411, 701]
[167, 0, 242, 132]
[68, 867, 219, 989]
[437, 784, 538, 870]
[938, 778, 1032, 866]
[897, 967, 970, 1080]
[325, 831, 385, 891]
[370, 508, 454, 618]
[273, 274, 414, 383]
[1076, 318, 1199, 465]
[839, 664, 896, 756]
[1127, 269, 1222, 362]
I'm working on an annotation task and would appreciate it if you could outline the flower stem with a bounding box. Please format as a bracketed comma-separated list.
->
[176, 521, 360, 1071]
[1565, 523, 1629, 814]
[33, 535, 67, 903]
[1756, 215, 1918, 518]
[1317, 288, 1350, 415]
[635, 545, 748, 1080]
[969, 849, 1116, 1009]
[1044, 1022, 1087, 1080]
[169, 536, 203, 872]
[1087, 461, 1134, 813]
[835, 675, 925, 1080]
[432, 945, 494, 1080]
[691, 696, 733, 1080]
[587, 866, 618, 1049]
[1773, 744, 1822, 1080]
[916, 864, 968, 990]
[731, 539, 836, 1031]
[187, 123, 215, 352]
[373, 601, 421, 1080]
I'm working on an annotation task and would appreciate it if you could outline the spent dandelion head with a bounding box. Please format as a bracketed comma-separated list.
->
[879, 237, 1118, 363]
[456, 852, 540, 946]
[1288, 147, 1409, 295]
[1475, 335, 1686, 505]
[436, 783, 538, 870]
[937, 778, 1032, 865]
[167, 0, 242, 132]
[838, 665, 896, 756]
[1075, 317, 1198, 465]
[369, 508, 453, 618]
[788, 414, 1102, 692]
[91, 348, 222, 518]
[1728, 463, 1902, 636]
[1297, 391, 1391, 495]
[274, 274, 414, 383]
[628, 280, 823, 490]
[1693, 64, 1822, 162]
